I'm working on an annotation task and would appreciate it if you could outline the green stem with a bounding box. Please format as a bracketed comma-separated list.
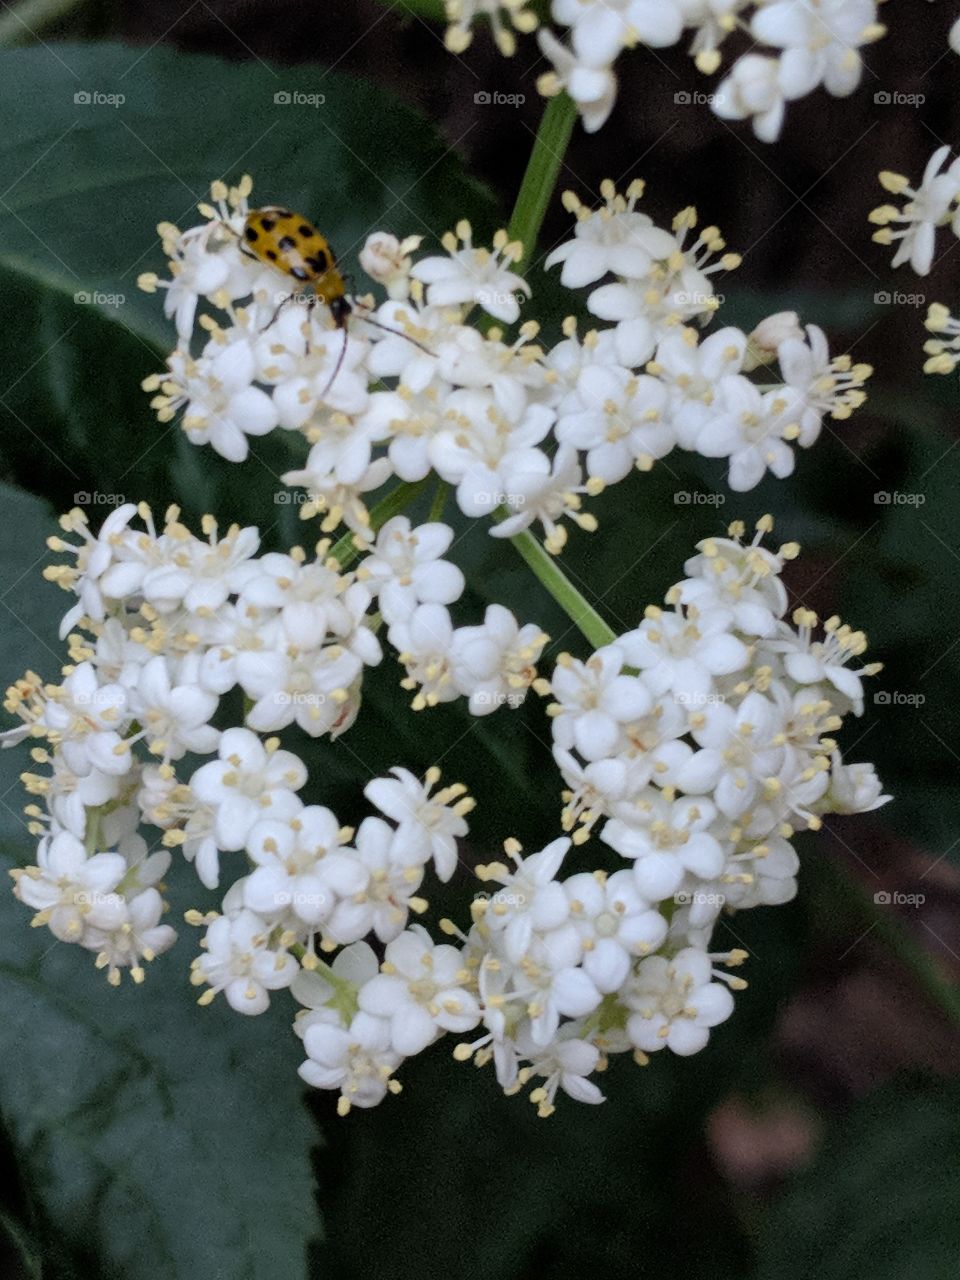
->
[506, 92, 578, 276]
[330, 477, 430, 567]
[0, 0, 86, 45]
[507, 527, 615, 650]
[427, 480, 448, 524]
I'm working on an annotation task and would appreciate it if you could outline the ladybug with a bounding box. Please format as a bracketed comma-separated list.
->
[239, 206, 352, 329]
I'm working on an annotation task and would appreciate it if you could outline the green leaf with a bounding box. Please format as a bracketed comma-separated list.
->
[0, 41, 496, 526]
[755, 1076, 960, 1280]
[0, 481, 320, 1279]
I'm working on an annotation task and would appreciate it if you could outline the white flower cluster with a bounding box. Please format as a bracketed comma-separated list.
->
[4, 509, 887, 1113]
[1, 497, 543, 981]
[870, 146, 960, 277]
[140, 176, 870, 542]
[288, 517, 889, 1115]
[445, 0, 886, 139]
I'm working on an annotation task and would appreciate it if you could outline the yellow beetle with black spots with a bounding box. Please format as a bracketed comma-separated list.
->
[240, 205, 352, 329]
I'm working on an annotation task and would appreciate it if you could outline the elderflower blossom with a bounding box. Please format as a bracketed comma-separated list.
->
[869, 146, 960, 276]
[136, 174, 870, 568]
[2, 172, 890, 1120]
[438, 0, 887, 139]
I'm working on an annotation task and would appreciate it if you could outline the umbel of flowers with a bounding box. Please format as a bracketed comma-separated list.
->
[1, 176, 887, 1114]
[4, 496, 888, 1114]
[443, 0, 890, 141]
[138, 174, 871, 533]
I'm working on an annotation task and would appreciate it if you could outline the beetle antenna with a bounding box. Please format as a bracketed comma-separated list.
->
[320, 324, 350, 400]
[351, 303, 432, 353]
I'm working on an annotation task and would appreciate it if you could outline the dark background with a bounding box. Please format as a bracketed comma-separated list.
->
[0, 1, 958, 1277]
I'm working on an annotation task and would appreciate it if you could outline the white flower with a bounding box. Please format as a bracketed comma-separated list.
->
[488, 446, 598, 554]
[358, 231, 422, 299]
[695, 377, 800, 490]
[537, 30, 618, 134]
[549, 646, 653, 761]
[545, 181, 679, 287]
[244, 806, 366, 929]
[81, 886, 177, 986]
[770, 608, 876, 715]
[237, 644, 366, 738]
[677, 690, 785, 819]
[624, 947, 736, 1055]
[45, 503, 139, 637]
[618, 605, 751, 702]
[42, 663, 132, 779]
[602, 792, 725, 900]
[389, 603, 461, 710]
[324, 815, 427, 945]
[238, 551, 372, 650]
[475, 837, 572, 964]
[191, 908, 298, 1014]
[359, 924, 481, 1055]
[556, 0, 683, 62]
[298, 1010, 402, 1112]
[869, 146, 960, 276]
[675, 525, 790, 637]
[188, 728, 307, 853]
[360, 518, 464, 625]
[952, 16, 960, 57]
[647, 327, 748, 449]
[148, 334, 278, 463]
[140, 515, 260, 615]
[128, 656, 219, 763]
[777, 324, 870, 439]
[411, 222, 529, 323]
[449, 604, 548, 715]
[519, 1031, 606, 1115]
[565, 868, 667, 991]
[12, 830, 127, 944]
[752, 0, 883, 99]
[827, 753, 891, 813]
[713, 54, 792, 143]
[365, 766, 473, 882]
[555, 363, 672, 481]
